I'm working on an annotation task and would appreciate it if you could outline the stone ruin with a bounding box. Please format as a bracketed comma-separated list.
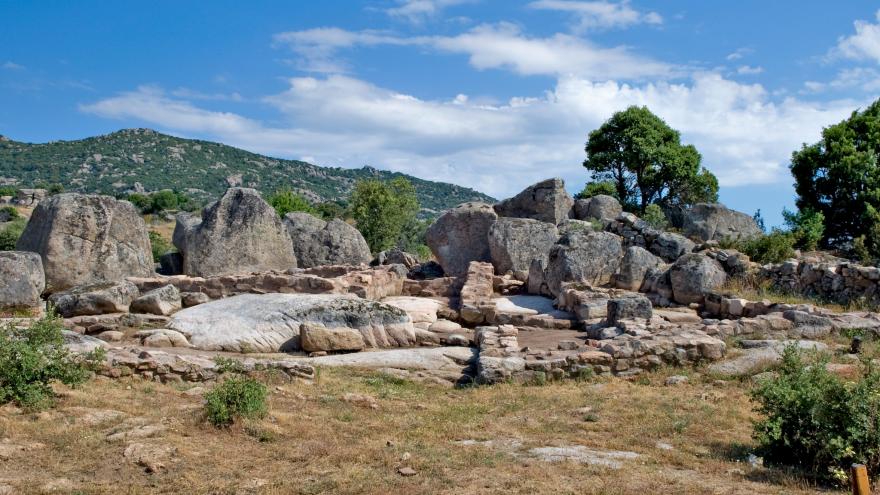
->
[3, 181, 880, 386]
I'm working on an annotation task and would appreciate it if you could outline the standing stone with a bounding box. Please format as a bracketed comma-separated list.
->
[682, 203, 762, 242]
[172, 188, 297, 277]
[283, 212, 371, 268]
[426, 202, 497, 278]
[493, 178, 573, 225]
[545, 231, 624, 295]
[16, 194, 153, 291]
[0, 251, 45, 313]
[615, 246, 663, 291]
[572, 195, 622, 222]
[488, 217, 559, 280]
[669, 253, 727, 304]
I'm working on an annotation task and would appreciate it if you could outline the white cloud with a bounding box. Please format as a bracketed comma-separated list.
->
[528, 0, 662, 32]
[726, 47, 752, 61]
[1, 61, 24, 70]
[736, 65, 763, 75]
[803, 67, 880, 93]
[171, 87, 244, 102]
[386, 0, 475, 24]
[273, 23, 675, 79]
[80, 74, 858, 199]
[835, 9, 880, 63]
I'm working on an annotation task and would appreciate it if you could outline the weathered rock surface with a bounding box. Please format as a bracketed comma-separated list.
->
[130, 285, 181, 316]
[168, 293, 415, 352]
[571, 194, 622, 222]
[283, 212, 371, 268]
[300, 323, 366, 352]
[488, 217, 558, 279]
[669, 254, 726, 304]
[374, 248, 419, 269]
[173, 188, 297, 277]
[49, 281, 139, 317]
[426, 202, 497, 277]
[382, 296, 442, 325]
[649, 232, 695, 262]
[682, 203, 762, 242]
[493, 178, 573, 225]
[0, 251, 45, 312]
[545, 231, 624, 295]
[615, 246, 663, 291]
[708, 340, 828, 377]
[16, 193, 153, 291]
[607, 296, 653, 326]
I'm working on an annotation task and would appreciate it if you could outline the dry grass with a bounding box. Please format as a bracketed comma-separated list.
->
[0, 367, 844, 494]
[719, 276, 872, 313]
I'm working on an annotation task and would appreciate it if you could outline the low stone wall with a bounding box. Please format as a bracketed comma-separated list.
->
[761, 259, 880, 305]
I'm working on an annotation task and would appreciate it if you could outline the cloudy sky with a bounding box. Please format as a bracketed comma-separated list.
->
[2, 1, 880, 225]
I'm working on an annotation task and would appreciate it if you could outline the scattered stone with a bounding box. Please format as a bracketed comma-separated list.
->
[342, 393, 379, 409]
[106, 423, 166, 442]
[123, 442, 176, 473]
[48, 280, 139, 317]
[96, 330, 124, 342]
[665, 375, 688, 386]
[649, 232, 696, 263]
[130, 284, 182, 316]
[137, 329, 190, 348]
[607, 295, 653, 326]
[181, 291, 210, 307]
[397, 467, 418, 477]
[16, 193, 154, 291]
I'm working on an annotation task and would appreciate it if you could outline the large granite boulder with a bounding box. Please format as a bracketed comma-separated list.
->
[173, 188, 297, 277]
[16, 193, 153, 291]
[488, 217, 559, 280]
[545, 231, 624, 295]
[168, 293, 416, 353]
[682, 203, 762, 242]
[669, 253, 726, 304]
[572, 195, 622, 222]
[494, 178, 573, 225]
[649, 232, 696, 262]
[426, 202, 497, 278]
[283, 212, 371, 268]
[48, 281, 140, 317]
[615, 246, 663, 291]
[0, 251, 45, 313]
[130, 284, 182, 316]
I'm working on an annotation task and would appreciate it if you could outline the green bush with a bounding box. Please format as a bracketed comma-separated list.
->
[0, 186, 18, 197]
[724, 229, 796, 264]
[126, 193, 152, 212]
[349, 177, 420, 253]
[642, 203, 668, 230]
[751, 346, 880, 485]
[0, 217, 26, 251]
[0, 312, 105, 410]
[783, 208, 825, 251]
[267, 188, 315, 217]
[575, 180, 617, 200]
[148, 231, 173, 262]
[204, 375, 268, 427]
[0, 206, 20, 221]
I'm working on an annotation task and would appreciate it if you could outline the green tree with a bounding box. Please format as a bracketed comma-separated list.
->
[583, 106, 718, 212]
[267, 188, 315, 217]
[150, 190, 179, 212]
[349, 177, 420, 253]
[575, 180, 618, 200]
[782, 208, 825, 251]
[791, 99, 880, 254]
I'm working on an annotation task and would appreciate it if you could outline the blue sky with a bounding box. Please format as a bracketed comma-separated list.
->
[3, 1, 880, 226]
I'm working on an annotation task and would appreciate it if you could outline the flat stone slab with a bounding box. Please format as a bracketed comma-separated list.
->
[303, 347, 476, 371]
[493, 295, 573, 319]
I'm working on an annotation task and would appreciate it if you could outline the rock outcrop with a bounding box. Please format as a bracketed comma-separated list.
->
[426, 202, 497, 277]
[545, 231, 624, 295]
[493, 178, 573, 225]
[49, 281, 140, 317]
[168, 293, 415, 353]
[488, 217, 558, 280]
[283, 212, 371, 268]
[0, 251, 45, 313]
[649, 232, 695, 262]
[669, 253, 726, 304]
[16, 193, 153, 291]
[615, 247, 663, 291]
[682, 203, 762, 241]
[173, 188, 297, 277]
[572, 195, 622, 222]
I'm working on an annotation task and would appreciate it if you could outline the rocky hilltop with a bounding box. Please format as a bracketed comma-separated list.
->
[0, 128, 494, 214]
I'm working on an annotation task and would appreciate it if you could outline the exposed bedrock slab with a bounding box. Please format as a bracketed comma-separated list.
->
[167, 293, 415, 353]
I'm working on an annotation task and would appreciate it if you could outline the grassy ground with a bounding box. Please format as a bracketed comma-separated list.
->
[0, 366, 846, 494]
[721, 275, 879, 313]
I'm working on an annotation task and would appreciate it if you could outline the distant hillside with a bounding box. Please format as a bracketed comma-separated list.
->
[0, 128, 494, 214]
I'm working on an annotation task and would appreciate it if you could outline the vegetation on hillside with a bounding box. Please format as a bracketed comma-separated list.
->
[583, 106, 719, 212]
[349, 177, 423, 253]
[0, 128, 494, 216]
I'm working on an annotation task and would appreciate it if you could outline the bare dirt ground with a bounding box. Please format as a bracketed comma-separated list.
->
[0, 365, 844, 495]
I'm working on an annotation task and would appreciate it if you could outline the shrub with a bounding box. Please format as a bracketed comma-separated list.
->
[783, 208, 825, 251]
[0, 217, 26, 251]
[642, 203, 668, 230]
[0, 312, 105, 410]
[751, 346, 880, 485]
[575, 180, 617, 200]
[725, 229, 796, 264]
[127, 193, 152, 212]
[267, 188, 315, 217]
[0, 206, 20, 221]
[349, 177, 420, 253]
[0, 186, 18, 197]
[204, 375, 268, 427]
[148, 231, 173, 262]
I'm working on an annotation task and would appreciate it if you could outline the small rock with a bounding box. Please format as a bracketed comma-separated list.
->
[557, 340, 580, 351]
[656, 442, 674, 451]
[664, 375, 688, 386]
[342, 393, 379, 410]
[397, 467, 418, 477]
[123, 442, 176, 473]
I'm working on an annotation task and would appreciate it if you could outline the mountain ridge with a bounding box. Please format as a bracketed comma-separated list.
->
[0, 128, 495, 213]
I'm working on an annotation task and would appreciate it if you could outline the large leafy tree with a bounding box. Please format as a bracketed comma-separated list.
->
[791, 99, 880, 254]
[349, 177, 420, 253]
[583, 106, 718, 211]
